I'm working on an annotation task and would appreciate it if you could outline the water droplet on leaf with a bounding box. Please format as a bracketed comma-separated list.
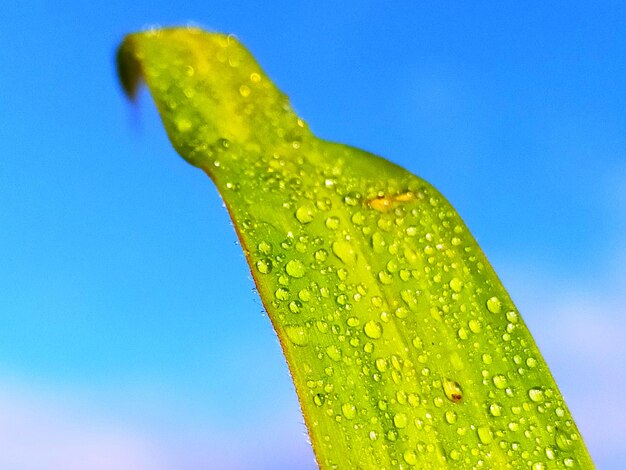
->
[275, 287, 289, 301]
[295, 205, 314, 224]
[403, 449, 418, 465]
[286, 259, 306, 278]
[493, 374, 507, 389]
[341, 403, 356, 419]
[528, 387, 544, 403]
[332, 240, 356, 265]
[445, 410, 457, 424]
[489, 402, 503, 417]
[285, 325, 308, 346]
[256, 259, 272, 274]
[393, 412, 408, 428]
[442, 378, 463, 402]
[449, 277, 463, 292]
[364, 320, 383, 339]
[325, 216, 340, 230]
[487, 296, 502, 313]
[477, 425, 494, 444]
[326, 345, 342, 362]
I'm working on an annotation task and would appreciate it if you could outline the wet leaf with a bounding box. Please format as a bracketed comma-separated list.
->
[117, 27, 594, 469]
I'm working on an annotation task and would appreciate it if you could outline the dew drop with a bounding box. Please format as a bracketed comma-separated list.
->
[445, 410, 457, 424]
[351, 211, 366, 225]
[405, 226, 418, 236]
[371, 232, 386, 252]
[295, 205, 314, 224]
[285, 259, 306, 278]
[477, 425, 494, 444]
[326, 345, 342, 362]
[378, 270, 393, 285]
[442, 378, 463, 403]
[325, 216, 340, 230]
[285, 325, 308, 346]
[403, 449, 418, 465]
[469, 319, 482, 333]
[174, 116, 192, 132]
[528, 387, 545, 403]
[239, 84, 251, 97]
[364, 320, 383, 339]
[449, 277, 463, 292]
[393, 412, 408, 428]
[288, 300, 302, 314]
[555, 430, 572, 450]
[505, 310, 518, 323]
[298, 288, 312, 302]
[486, 296, 502, 313]
[257, 241, 272, 254]
[332, 240, 357, 265]
[341, 403, 357, 419]
[343, 191, 361, 206]
[275, 287, 289, 301]
[492, 374, 507, 389]
[313, 393, 325, 406]
[336, 294, 348, 306]
[489, 402, 502, 417]
[395, 306, 409, 318]
[315, 320, 328, 333]
[400, 289, 418, 309]
[314, 249, 328, 262]
[385, 259, 398, 273]
[255, 259, 272, 274]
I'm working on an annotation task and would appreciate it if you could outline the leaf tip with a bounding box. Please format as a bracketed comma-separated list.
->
[116, 36, 142, 101]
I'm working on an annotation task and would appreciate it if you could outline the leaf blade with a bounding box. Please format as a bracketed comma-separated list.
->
[118, 27, 594, 469]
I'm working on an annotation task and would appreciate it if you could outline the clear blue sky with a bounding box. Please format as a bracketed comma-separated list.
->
[0, 1, 624, 468]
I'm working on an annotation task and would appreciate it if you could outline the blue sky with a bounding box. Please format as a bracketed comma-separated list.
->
[0, 1, 624, 468]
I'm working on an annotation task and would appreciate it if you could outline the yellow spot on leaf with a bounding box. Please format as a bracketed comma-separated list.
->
[367, 191, 416, 213]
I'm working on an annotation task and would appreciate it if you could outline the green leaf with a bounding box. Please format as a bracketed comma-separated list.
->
[117, 27, 594, 469]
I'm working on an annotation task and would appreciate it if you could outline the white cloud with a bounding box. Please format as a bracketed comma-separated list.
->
[0, 381, 315, 470]
[502, 250, 626, 468]
[0, 388, 164, 470]
[533, 294, 626, 461]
